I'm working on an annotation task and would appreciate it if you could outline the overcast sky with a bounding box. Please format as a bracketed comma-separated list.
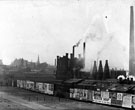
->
[0, 0, 134, 70]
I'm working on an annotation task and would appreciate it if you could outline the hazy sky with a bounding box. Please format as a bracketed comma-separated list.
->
[0, 0, 134, 70]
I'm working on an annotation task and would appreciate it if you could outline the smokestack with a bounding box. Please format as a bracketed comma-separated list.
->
[66, 53, 68, 59]
[73, 45, 75, 58]
[92, 61, 97, 79]
[83, 42, 86, 67]
[129, 6, 135, 76]
[55, 58, 57, 67]
[70, 53, 74, 70]
[97, 60, 103, 80]
[103, 60, 110, 80]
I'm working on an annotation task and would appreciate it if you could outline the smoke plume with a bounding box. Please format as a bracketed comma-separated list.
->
[97, 35, 113, 59]
[77, 14, 128, 72]
[75, 39, 82, 47]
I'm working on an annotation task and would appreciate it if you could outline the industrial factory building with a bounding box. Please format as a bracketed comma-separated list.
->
[7, 6, 135, 109]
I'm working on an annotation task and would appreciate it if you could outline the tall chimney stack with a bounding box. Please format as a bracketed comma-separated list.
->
[97, 60, 103, 80]
[83, 42, 86, 67]
[72, 45, 76, 58]
[103, 60, 110, 80]
[92, 61, 97, 79]
[55, 58, 57, 67]
[129, 6, 135, 75]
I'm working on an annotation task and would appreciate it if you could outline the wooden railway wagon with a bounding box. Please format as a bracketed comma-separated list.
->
[15, 78, 135, 109]
[69, 80, 135, 109]
[26, 81, 34, 90]
[55, 79, 83, 98]
[17, 80, 26, 88]
[35, 82, 54, 95]
[16, 79, 55, 95]
[14, 72, 58, 95]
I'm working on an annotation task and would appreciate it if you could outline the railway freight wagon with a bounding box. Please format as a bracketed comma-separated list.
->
[68, 80, 135, 109]
[17, 80, 21, 88]
[69, 87, 135, 109]
[16, 80, 54, 95]
[35, 82, 54, 95]
[16, 79, 135, 109]
[17, 80, 26, 88]
[70, 88, 93, 102]
[54, 79, 83, 98]
[54, 83, 70, 98]
[26, 81, 34, 90]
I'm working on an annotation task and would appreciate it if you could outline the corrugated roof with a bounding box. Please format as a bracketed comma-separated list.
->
[78, 80, 95, 86]
[63, 79, 83, 84]
[108, 84, 134, 92]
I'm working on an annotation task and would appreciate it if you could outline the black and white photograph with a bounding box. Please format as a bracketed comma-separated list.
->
[0, 0, 134, 110]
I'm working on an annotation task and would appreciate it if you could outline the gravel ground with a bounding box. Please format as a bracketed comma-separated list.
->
[0, 97, 34, 110]
[0, 86, 126, 110]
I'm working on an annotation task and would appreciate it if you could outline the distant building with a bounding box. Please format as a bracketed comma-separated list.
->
[110, 68, 126, 79]
[9, 57, 55, 74]
[10, 58, 29, 68]
[56, 53, 85, 80]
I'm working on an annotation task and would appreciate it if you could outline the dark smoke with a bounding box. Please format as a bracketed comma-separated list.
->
[74, 39, 82, 48]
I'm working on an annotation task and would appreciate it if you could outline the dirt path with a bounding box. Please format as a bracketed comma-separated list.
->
[0, 87, 125, 110]
[0, 92, 54, 110]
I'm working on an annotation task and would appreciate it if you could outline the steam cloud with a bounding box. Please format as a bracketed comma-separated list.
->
[97, 35, 113, 59]
[76, 14, 128, 72]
